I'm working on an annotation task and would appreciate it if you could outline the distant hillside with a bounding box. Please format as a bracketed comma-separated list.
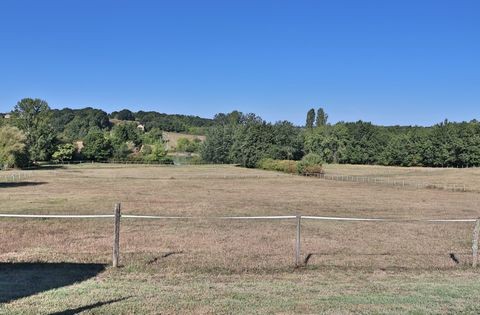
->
[111, 109, 214, 134]
[50, 107, 214, 141]
[162, 131, 206, 150]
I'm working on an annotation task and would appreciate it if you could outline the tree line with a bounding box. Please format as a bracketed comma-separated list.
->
[1, 99, 480, 169]
[202, 108, 480, 168]
[0, 98, 211, 168]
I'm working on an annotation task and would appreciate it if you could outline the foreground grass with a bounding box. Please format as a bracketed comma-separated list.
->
[2, 267, 480, 314]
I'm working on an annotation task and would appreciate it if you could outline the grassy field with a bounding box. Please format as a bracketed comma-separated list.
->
[323, 163, 480, 191]
[1, 164, 480, 314]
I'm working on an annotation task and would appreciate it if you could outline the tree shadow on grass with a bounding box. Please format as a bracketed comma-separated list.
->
[0, 181, 47, 188]
[49, 297, 130, 315]
[24, 165, 66, 171]
[0, 262, 106, 304]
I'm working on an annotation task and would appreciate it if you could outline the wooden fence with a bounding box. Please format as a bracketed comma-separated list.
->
[2, 203, 480, 269]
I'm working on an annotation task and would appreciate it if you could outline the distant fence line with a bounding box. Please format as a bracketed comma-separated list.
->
[44, 159, 219, 166]
[304, 173, 470, 193]
[0, 172, 33, 183]
[2, 203, 480, 268]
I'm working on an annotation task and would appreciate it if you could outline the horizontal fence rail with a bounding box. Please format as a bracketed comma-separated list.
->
[304, 173, 470, 193]
[2, 204, 480, 268]
[2, 213, 474, 222]
[0, 172, 33, 183]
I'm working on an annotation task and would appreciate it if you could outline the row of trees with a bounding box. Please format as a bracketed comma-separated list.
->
[201, 110, 480, 168]
[110, 109, 214, 134]
[0, 99, 175, 168]
[2, 99, 480, 169]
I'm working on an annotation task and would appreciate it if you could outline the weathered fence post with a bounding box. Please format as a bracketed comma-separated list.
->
[113, 203, 121, 268]
[295, 215, 301, 267]
[473, 218, 480, 268]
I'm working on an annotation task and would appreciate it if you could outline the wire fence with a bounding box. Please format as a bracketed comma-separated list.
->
[304, 173, 470, 192]
[0, 172, 33, 183]
[1, 203, 480, 269]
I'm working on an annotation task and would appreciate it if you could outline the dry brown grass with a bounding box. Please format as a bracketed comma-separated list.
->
[1, 164, 480, 313]
[323, 163, 480, 191]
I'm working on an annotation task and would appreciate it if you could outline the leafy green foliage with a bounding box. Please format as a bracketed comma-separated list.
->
[135, 111, 214, 133]
[316, 107, 328, 127]
[202, 112, 303, 168]
[142, 128, 163, 145]
[0, 125, 28, 168]
[140, 142, 172, 163]
[111, 123, 142, 146]
[12, 98, 56, 161]
[52, 107, 111, 141]
[52, 144, 76, 162]
[176, 138, 202, 153]
[296, 153, 323, 175]
[257, 158, 298, 174]
[82, 131, 113, 161]
[4, 100, 480, 168]
[112, 109, 135, 121]
[201, 125, 235, 164]
[306, 108, 315, 128]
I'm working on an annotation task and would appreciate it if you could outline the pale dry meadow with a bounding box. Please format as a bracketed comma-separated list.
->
[1, 163, 480, 314]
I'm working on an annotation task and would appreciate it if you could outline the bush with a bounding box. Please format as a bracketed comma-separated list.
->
[297, 153, 324, 175]
[257, 158, 298, 174]
[177, 137, 202, 153]
[188, 155, 204, 165]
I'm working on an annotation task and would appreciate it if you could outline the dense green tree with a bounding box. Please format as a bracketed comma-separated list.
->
[82, 131, 113, 161]
[315, 107, 328, 127]
[61, 108, 111, 141]
[12, 98, 56, 161]
[304, 124, 348, 163]
[114, 109, 135, 121]
[201, 124, 235, 164]
[52, 143, 76, 162]
[268, 121, 303, 160]
[111, 123, 142, 146]
[306, 108, 315, 129]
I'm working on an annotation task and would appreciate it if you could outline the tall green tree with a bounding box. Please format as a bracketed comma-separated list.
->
[12, 98, 56, 161]
[306, 108, 315, 129]
[315, 107, 328, 127]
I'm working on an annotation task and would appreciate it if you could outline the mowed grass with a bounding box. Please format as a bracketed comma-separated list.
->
[1, 164, 480, 314]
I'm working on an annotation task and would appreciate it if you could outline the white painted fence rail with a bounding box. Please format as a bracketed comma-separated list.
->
[1, 205, 479, 268]
[304, 173, 469, 192]
[0, 172, 33, 182]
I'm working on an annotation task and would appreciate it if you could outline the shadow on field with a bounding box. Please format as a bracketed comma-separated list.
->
[0, 262, 106, 304]
[26, 165, 66, 171]
[0, 181, 47, 188]
[49, 297, 130, 315]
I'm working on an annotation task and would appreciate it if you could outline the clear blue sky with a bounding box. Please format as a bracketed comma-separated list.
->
[0, 0, 479, 126]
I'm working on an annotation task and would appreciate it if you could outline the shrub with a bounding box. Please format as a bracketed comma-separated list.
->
[296, 153, 324, 175]
[257, 158, 297, 174]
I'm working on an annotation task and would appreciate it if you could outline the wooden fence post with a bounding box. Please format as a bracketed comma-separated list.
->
[113, 203, 121, 268]
[295, 215, 301, 267]
[473, 219, 480, 267]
